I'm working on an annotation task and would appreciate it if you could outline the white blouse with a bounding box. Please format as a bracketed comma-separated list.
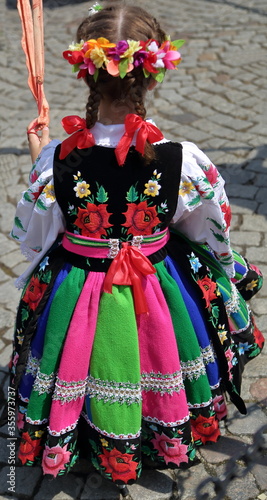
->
[11, 122, 234, 288]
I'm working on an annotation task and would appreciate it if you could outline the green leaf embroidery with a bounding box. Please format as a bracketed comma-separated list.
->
[210, 229, 229, 244]
[14, 216, 26, 232]
[187, 195, 201, 207]
[10, 230, 19, 240]
[126, 185, 139, 203]
[23, 192, 33, 203]
[36, 198, 48, 211]
[207, 217, 224, 231]
[21, 307, 29, 324]
[89, 439, 98, 453]
[41, 270, 52, 284]
[96, 184, 109, 203]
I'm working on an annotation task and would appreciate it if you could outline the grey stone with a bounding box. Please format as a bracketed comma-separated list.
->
[80, 473, 120, 500]
[128, 469, 174, 500]
[230, 231, 261, 247]
[0, 309, 14, 330]
[227, 403, 267, 435]
[240, 214, 267, 232]
[34, 474, 84, 500]
[246, 247, 267, 264]
[198, 435, 249, 464]
[216, 466, 259, 500]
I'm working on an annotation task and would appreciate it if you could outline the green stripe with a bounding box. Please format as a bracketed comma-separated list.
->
[65, 229, 168, 248]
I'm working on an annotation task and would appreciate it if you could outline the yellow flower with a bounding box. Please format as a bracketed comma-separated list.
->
[85, 38, 115, 68]
[179, 181, 194, 196]
[144, 180, 161, 197]
[90, 46, 108, 68]
[34, 430, 44, 438]
[69, 40, 84, 51]
[43, 184, 55, 201]
[74, 181, 91, 198]
[122, 40, 142, 63]
[100, 438, 109, 447]
[245, 280, 258, 291]
[218, 324, 228, 344]
[16, 329, 23, 345]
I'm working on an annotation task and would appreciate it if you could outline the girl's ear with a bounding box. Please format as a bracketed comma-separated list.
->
[147, 79, 158, 91]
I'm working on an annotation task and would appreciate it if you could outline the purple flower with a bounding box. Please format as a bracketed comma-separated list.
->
[133, 50, 148, 67]
[108, 40, 129, 60]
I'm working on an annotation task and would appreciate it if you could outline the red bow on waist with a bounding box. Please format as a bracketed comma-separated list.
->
[59, 115, 95, 160]
[115, 114, 164, 166]
[103, 242, 156, 314]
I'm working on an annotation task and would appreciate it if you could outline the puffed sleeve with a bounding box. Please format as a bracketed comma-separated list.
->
[170, 141, 234, 277]
[10, 140, 66, 288]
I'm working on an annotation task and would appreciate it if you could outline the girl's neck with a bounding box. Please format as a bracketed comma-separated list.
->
[97, 98, 136, 125]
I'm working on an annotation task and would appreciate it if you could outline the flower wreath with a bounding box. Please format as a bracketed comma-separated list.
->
[63, 37, 184, 82]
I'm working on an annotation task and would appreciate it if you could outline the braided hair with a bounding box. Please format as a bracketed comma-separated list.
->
[76, 2, 166, 164]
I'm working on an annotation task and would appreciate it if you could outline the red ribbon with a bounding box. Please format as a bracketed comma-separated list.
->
[59, 115, 95, 159]
[115, 114, 164, 166]
[103, 243, 156, 314]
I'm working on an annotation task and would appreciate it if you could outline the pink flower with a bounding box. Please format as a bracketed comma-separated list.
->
[42, 444, 71, 477]
[151, 432, 188, 466]
[213, 395, 227, 420]
[225, 347, 234, 380]
[80, 58, 96, 75]
[205, 164, 219, 186]
[17, 412, 25, 431]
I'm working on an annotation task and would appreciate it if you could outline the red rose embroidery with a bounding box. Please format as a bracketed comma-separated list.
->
[205, 164, 219, 186]
[99, 447, 138, 483]
[197, 276, 217, 309]
[151, 432, 188, 466]
[122, 201, 160, 236]
[74, 203, 113, 238]
[18, 431, 43, 465]
[22, 276, 48, 311]
[191, 414, 220, 444]
[252, 317, 265, 349]
[220, 202, 232, 230]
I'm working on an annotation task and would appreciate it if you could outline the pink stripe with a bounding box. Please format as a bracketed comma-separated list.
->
[49, 272, 105, 433]
[137, 275, 189, 423]
[62, 230, 169, 259]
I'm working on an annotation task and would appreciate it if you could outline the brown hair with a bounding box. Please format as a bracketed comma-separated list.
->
[76, 2, 166, 164]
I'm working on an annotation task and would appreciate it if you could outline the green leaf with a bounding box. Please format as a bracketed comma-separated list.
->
[143, 68, 150, 78]
[119, 59, 129, 79]
[93, 69, 99, 82]
[210, 229, 229, 244]
[72, 64, 80, 73]
[36, 198, 48, 211]
[14, 216, 26, 232]
[126, 185, 139, 203]
[153, 69, 166, 83]
[207, 217, 224, 231]
[10, 230, 19, 240]
[89, 439, 98, 453]
[96, 185, 109, 203]
[141, 445, 153, 456]
[171, 39, 185, 50]
[23, 192, 33, 203]
[21, 307, 29, 324]
[187, 195, 201, 207]
[42, 270, 52, 284]
[91, 456, 101, 470]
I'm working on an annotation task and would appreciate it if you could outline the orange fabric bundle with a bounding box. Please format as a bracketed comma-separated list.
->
[17, 0, 49, 130]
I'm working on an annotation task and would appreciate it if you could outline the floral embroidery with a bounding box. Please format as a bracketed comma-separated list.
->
[122, 201, 160, 236]
[220, 202, 231, 230]
[245, 279, 258, 291]
[99, 447, 138, 483]
[144, 179, 161, 197]
[18, 431, 43, 465]
[42, 444, 72, 477]
[43, 183, 55, 201]
[188, 252, 202, 273]
[74, 181, 91, 198]
[213, 395, 227, 420]
[17, 412, 25, 431]
[252, 319, 265, 349]
[217, 324, 228, 344]
[151, 432, 188, 466]
[190, 414, 220, 444]
[203, 163, 219, 186]
[74, 203, 113, 238]
[238, 342, 250, 355]
[179, 180, 195, 196]
[197, 276, 217, 309]
[22, 276, 48, 311]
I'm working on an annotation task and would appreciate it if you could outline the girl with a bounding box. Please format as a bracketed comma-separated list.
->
[2, 1, 264, 490]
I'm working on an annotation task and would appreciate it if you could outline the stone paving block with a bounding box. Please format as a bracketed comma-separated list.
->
[216, 466, 259, 500]
[174, 463, 216, 500]
[258, 202, 267, 216]
[0, 345, 12, 368]
[226, 403, 267, 436]
[250, 378, 267, 407]
[245, 246, 267, 263]
[226, 183, 259, 199]
[0, 234, 18, 257]
[34, 474, 84, 500]
[0, 283, 20, 313]
[251, 456, 267, 491]
[0, 466, 42, 498]
[230, 231, 261, 247]
[243, 355, 267, 378]
[80, 472, 120, 500]
[0, 309, 14, 330]
[240, 214, 267, 232]
[198, 435, 250, 464]
[128, 469, 174, 500]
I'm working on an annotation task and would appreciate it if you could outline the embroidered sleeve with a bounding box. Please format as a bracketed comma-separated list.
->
[10, 140, 66, 287]
[170, 142, 234, 277]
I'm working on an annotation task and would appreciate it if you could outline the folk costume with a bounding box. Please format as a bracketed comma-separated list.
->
[2, 117, 264, 483]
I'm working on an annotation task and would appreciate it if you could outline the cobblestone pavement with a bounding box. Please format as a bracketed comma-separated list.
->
[0, 0, 267, 499]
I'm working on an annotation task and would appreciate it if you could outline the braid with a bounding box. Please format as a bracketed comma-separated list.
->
[85, 80, 101, 129]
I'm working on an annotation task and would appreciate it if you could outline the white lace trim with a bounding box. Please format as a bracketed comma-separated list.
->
[25, 352, 40, 378]
[53, 377, 88, 403]
[33, 370, 56, 395]
[48, 418, 79, 437]
[141, 371, 184, 395]
[25, 416, 48, 425]
[180, 356, 206, 381]
[87, 376, 141, 405]
[225, 282, 240, 315]
[81, 412, 141, 439]
[187, 397, 213, 409]
[18, 392, 29, 403]
[20, 242, 37, 262]
[91, 120, 168, 148]
[201, 345, 216, 365]
[143, 414, 190, 427]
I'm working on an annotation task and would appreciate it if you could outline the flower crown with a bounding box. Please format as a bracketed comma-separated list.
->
[63, 37, 184, 82]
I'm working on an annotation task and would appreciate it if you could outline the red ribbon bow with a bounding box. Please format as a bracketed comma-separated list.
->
[59, 115, 95, 159]
[115, 114, 164, 166]
[103, 242, 156, 314]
